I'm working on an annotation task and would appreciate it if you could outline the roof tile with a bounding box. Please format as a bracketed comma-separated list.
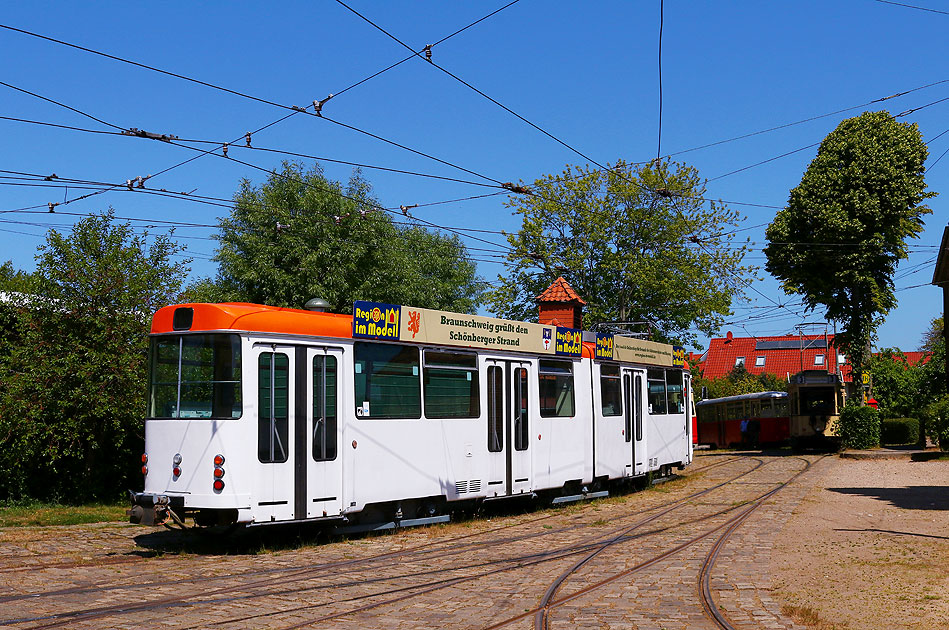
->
[536, 276, 586, 305]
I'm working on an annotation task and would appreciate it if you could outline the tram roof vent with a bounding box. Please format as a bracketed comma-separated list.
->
[304, 297, 331, 312]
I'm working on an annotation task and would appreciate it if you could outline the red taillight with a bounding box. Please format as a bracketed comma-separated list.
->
[213, 454, 225, 466]
[141, 453, 148, 464]
[141, 465, 148, 475]
[213, 479, 225, 491]
[213, 467, 225, 479]
[172, 466, 181, 477]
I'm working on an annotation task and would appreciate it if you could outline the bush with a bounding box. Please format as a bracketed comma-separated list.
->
[922, 396, 949, 451]
[838, 404, 881, 450]
[880, 418, 920, 445]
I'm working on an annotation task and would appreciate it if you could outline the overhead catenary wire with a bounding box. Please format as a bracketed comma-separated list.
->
[333, 0, 610, 172]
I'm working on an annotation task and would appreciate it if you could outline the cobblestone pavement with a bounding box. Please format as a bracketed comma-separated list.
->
[0, 453, 829, 630]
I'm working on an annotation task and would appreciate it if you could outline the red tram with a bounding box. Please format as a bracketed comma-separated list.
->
[695, 391, 789, 448]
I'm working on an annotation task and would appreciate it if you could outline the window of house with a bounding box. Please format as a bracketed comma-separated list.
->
[423, 350, 479, 418]
[600, 363, 622, 416]
[755, 356, 766, 367]
[838, 354, 846, 364]
[735, 356, 746, 367]
[354, 342, 421, 419]
[815, 354, 825, 366]
[539, 359, 575, 417]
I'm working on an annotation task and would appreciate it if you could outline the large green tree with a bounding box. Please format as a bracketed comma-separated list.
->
[765, 111, 933, 374]
[208, 162, 482, 313]
[486, 159, 754, 345]
[0, 212, 188, 501]
[866, 348, 923, 418]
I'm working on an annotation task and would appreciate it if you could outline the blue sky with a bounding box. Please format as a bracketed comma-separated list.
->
[1, 1, 946, 351]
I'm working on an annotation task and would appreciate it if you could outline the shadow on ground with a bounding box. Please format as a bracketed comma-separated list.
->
[827, 486, 949, 510]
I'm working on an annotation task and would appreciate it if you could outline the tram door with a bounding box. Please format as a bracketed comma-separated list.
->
[253, 344, 297, 522]
[623, 369, 646, 477]
[305, 347, 344, 520]
[486, 359, 532, 496]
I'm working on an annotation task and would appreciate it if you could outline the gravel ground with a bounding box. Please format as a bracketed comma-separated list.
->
[771, 456, 949, 630]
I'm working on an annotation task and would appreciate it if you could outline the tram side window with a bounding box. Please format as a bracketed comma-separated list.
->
[539, 360, 575, 417]
[258, 352, 289, 463]
[353, 342, 421, 419]
[487, 365, 504, 452]
[727, 402, 742, 421]
[775, 399, 789, 417]
[647, 369, 667, 415]
[312, 355, 337, 461]
[514, 367, 529, 451]
[148, 334, 242, 419]
[600, 364, 622, 416]
[666, 370, 683, 414]
[423, 351, 479, 419]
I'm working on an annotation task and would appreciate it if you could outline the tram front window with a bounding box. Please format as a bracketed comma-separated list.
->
[799, 387, 834, 415]
[148, 334, 242, 419]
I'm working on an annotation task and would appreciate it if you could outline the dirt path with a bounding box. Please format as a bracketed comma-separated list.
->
[771, 457, 949, 630]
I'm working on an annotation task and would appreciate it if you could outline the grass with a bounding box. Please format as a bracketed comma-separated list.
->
[0, 502, 128, 527]
[781, 603, 850, 630]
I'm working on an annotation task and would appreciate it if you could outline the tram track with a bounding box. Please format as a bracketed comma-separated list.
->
[0, 455, 746, 609]
[3, 455, 764, 629]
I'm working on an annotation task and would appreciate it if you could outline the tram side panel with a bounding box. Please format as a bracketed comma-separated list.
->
[593, 362, 629, 481]
[644, 368, 689, 471]
[532, 358, 592, 493]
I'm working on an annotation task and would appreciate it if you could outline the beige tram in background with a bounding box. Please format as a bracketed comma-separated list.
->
[787, 369, 849, 447]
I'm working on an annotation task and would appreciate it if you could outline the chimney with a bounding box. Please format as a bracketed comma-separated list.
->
[536, 276, 586, 329]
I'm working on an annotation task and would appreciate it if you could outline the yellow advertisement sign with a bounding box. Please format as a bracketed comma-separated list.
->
[612, 335, 674, 367]
[398, 306, 556, 354]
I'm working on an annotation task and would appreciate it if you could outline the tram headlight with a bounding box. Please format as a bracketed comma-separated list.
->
[213, 479, 225, 492]
[141, 465, 148, 476]
[172, 467, 181, 478]
[141, 453, 148, 464]
[213, 454, 225, 467]
[213, 467, 225, 479]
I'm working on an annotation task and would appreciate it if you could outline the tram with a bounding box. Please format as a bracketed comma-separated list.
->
[129, 300, 694, 529]
[787, 369, 847, 447]
[695, 391, 789, 448]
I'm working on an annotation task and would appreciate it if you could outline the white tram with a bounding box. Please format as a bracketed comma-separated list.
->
[129, 301, 693, 528]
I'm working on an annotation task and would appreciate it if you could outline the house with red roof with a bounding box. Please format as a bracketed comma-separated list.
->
[696, 331, 931, 389]
[698, 331, 852, 383]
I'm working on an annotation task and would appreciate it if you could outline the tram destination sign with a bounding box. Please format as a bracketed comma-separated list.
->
[353, 301, 558, 354]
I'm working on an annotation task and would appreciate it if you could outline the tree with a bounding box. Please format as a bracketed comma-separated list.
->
[764, 111, 934, 375]
[694, 364, 788, 400]
[486, 160, 754, 345]
[919, 316, 947, 401]
[866, 348, 922, 418]
[0, 211, 188, 501]
[211, 162, 482, 314]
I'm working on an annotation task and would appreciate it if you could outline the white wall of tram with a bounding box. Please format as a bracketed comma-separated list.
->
[145, 332, 693, 525]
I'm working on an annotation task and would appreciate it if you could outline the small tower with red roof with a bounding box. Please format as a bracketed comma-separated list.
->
[536, 276, 586, 329]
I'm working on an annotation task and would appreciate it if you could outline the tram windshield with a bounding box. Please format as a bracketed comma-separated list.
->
[148, 334, 242, 419]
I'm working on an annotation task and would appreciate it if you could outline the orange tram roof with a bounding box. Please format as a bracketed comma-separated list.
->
[151, 303, 355, 339]
[151, 303, 598, 359]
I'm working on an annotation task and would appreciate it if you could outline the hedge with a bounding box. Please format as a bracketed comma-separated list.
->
[839, 405, 881, 450]
[880, 418, 919, 445]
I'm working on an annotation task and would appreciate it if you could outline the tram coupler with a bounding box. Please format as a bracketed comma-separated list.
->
[128, 491, 181, 526]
